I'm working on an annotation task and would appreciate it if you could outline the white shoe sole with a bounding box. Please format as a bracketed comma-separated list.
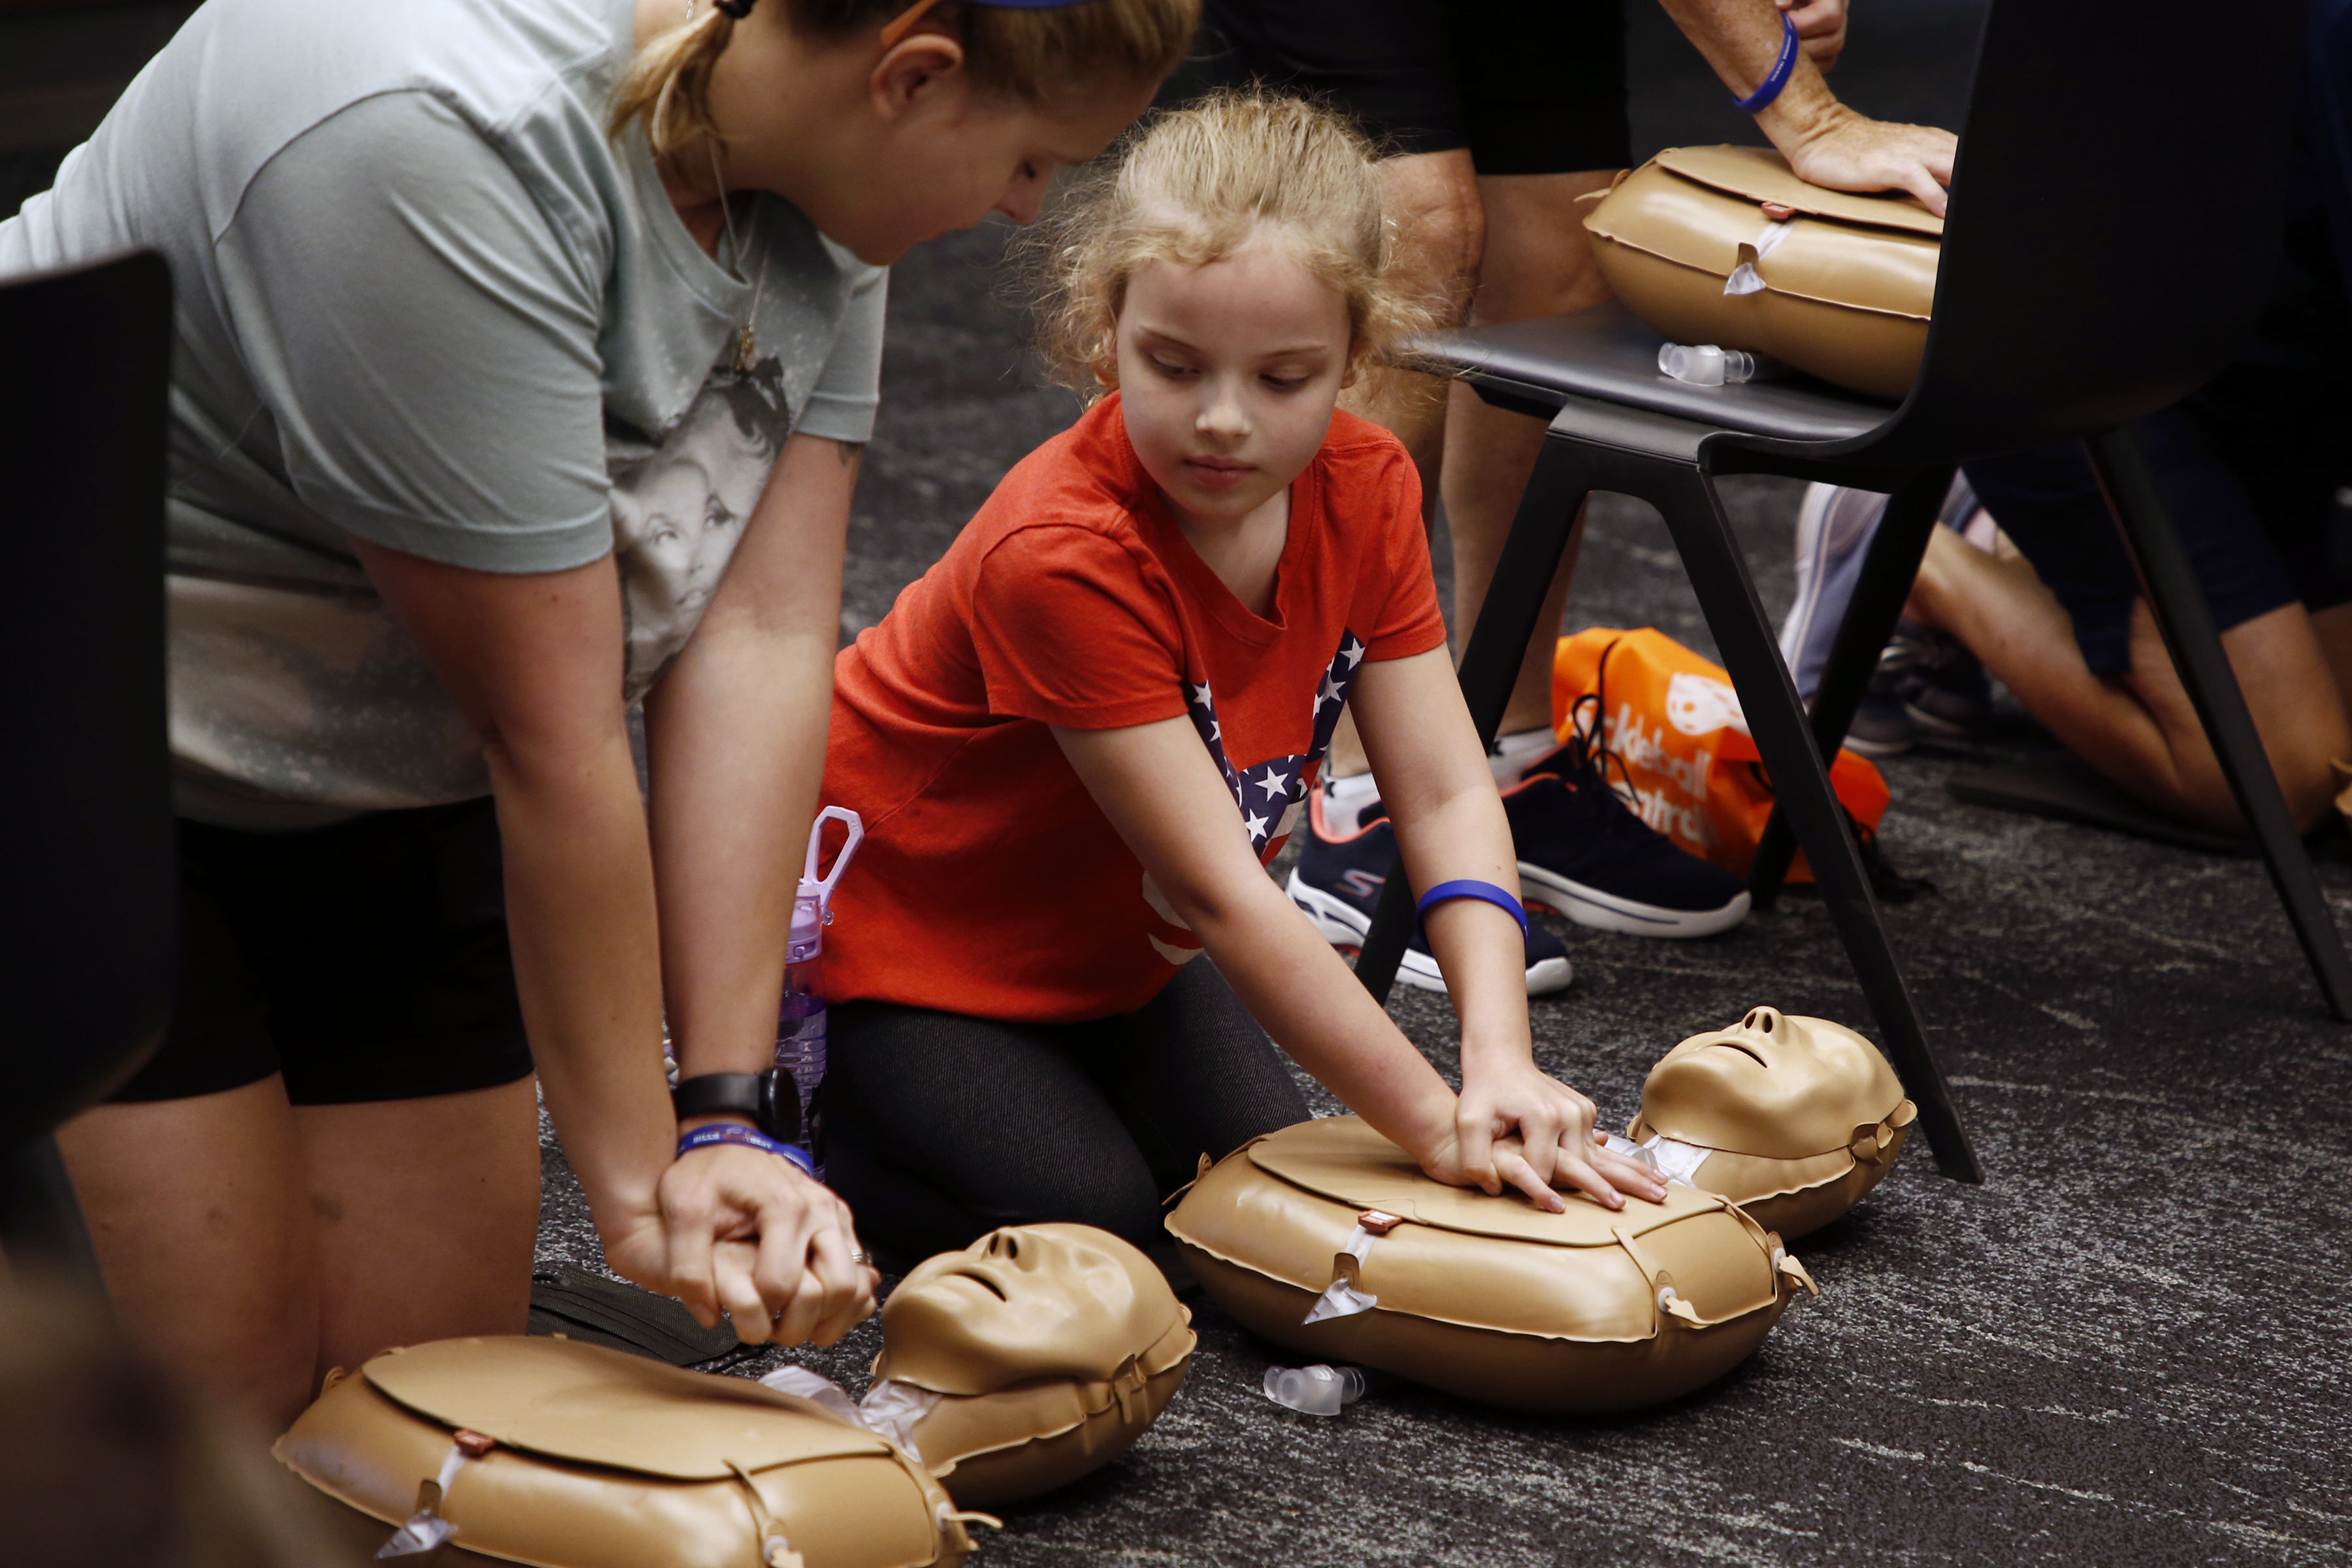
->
[1286, 874, 1574, 996]
[1518, 860, 1751, 938]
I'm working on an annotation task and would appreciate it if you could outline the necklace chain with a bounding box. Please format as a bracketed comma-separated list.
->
[707, 141, 767, 374]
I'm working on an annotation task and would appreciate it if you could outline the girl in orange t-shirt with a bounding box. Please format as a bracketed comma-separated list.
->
[820, 91, 1663, 1271]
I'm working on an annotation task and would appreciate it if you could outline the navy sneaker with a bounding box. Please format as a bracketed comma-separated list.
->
[1778, 479, 1993, 756]
[1286, 788, 1575, 996]
[1506, 706, 1752, 938]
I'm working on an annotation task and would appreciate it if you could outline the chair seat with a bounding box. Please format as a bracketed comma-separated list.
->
[1416, 301, 1895, 446]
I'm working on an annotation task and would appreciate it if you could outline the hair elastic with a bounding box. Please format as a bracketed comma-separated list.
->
[1731, 12, 1800, 113]
[878, 0, 1105, 47]
[678, 1122, 817, 1178]
[1415, 879, 1529, 937]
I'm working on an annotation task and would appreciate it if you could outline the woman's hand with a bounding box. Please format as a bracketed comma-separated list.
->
[1422, 1063, 1667, 1213]
[603, 1144, 877, 1347]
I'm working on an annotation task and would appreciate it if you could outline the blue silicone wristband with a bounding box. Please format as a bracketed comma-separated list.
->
[1733, 12, 1800, 112]
[1416, 879, 1529, 936]
[676, 1122, 816, 1178]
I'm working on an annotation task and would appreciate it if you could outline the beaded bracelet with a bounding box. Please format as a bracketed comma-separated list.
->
[1733, 12, 1801, 114]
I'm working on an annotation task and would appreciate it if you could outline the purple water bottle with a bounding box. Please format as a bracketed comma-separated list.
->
[778, 807, 863, 1181]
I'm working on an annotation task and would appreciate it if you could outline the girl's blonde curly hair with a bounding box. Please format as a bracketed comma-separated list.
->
[1026, 88, 1435, 393]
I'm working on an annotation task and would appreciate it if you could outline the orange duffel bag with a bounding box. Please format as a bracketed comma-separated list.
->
[1550, 627, 1888, 882]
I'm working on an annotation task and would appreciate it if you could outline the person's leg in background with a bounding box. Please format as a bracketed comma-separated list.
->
[1908, 416, 2352, 834]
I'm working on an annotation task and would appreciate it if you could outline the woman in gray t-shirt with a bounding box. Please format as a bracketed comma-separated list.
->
[1, 0, 1186, 1426]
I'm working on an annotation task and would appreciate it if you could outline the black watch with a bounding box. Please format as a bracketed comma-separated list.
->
[672, 1068, 802, 1144]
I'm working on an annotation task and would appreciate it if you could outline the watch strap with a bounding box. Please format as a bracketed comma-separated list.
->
[671, 1068, 801, 1143]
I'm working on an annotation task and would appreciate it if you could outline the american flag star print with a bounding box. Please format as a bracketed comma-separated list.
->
[1183, 631, 1367, 859]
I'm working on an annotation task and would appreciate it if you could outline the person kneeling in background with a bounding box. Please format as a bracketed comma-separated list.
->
[1778, 0, 2352, 836]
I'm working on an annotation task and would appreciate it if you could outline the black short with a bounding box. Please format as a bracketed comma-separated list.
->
[110, 798, 534, 1106]
[1962, 395, 2352, 677]
[1169, 0, 1632, 175]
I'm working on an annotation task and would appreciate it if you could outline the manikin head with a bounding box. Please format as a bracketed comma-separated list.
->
[879, 1223, 1179, 1395]
[1642, 1006, 1904, 1158]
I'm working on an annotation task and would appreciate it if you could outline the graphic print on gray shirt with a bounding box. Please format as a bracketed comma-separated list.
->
[0, 0, 887, 824]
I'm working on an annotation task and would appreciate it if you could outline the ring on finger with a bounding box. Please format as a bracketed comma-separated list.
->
[849, 1249, 874, 1268]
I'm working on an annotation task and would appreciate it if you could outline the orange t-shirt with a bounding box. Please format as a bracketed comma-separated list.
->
[822, 395, 1447, 1022]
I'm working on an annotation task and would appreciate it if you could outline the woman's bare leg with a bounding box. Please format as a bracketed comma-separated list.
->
[296, 1076, 542, 1384]
[55, 1077, 321, 1426]
[1441, 170, 1622, 740]
[1908, 524, 2352, 832]
[1325, 148, 1482, 778]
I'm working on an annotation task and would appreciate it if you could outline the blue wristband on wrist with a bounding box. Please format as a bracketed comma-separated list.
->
[1733, 12, 1800, 113]
[676, 1122, 816, 1179]
[1415, 879, 1529, 937]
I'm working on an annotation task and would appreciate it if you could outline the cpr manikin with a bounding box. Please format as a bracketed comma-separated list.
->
[1167, 1117, 1815, 1414]
[1624, 1005, 1916, 1240]
[1582, 144, 1942, 399]
[858, 1222, 1195, 1507]
[274, 1335, 977, 1568]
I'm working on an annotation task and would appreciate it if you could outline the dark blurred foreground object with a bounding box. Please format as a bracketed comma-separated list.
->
[0, 251, 177, 1277]
[1394, 0, 2338, 1192]
[0, 1279, 368, 1568]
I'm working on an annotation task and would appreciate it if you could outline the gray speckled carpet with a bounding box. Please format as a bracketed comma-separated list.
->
[536, 5, 2352, 1561]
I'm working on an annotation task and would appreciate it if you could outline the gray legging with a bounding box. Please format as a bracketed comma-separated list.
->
[823, 959, 1311, 1276]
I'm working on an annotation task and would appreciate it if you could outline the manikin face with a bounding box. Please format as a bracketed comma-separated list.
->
[880, 1224, 1179, 1396]
[1643, 1006, 1906, 1158]
[1115, 239, 1356, 538]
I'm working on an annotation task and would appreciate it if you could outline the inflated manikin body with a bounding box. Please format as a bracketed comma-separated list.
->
[860, 1222, 1194, 1508]
[1624, 1006, 1916, 1241]
[277, 1224, 1192, 1565]
[275, 1335, 977, 1568]
[1581, 145, 1942, 399]
[1166, 1116, 1815, 1415]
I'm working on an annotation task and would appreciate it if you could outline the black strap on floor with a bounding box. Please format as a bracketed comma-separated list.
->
[1948, 754, 2248, 857]
[527, 1264, 747, 1367]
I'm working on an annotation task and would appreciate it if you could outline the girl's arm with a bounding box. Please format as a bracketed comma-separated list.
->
[1348, 647, 1659, 1207]
[354, 468, 867, 1349]
[640, 429, 875, 1344]
[1054, 702, 1660, 1211]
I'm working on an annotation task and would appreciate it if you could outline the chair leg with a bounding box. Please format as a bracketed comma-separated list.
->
[1651, 460, 1981, 1181]
[1750, 466, 1955, 906]
[1355, 427, 1593, 1005]
[2084, 427, 2352, 1021]
[0, 1132, 109, 1290]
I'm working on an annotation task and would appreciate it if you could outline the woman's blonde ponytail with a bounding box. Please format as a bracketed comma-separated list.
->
[608, 7, 739, 170]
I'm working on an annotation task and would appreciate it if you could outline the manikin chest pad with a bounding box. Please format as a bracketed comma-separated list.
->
[866, 1222, 1195, 1509]
[1166, 1116, 1816, 1415]
[1582, 144, 1942, 400]
[1628, 1005, 1916, 1241]
[273, 1336, 975, 1568]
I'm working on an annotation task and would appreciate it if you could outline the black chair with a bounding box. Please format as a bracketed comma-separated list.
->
[0, 251, 178, 1279]
[1352, 0, 2338, 1184]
